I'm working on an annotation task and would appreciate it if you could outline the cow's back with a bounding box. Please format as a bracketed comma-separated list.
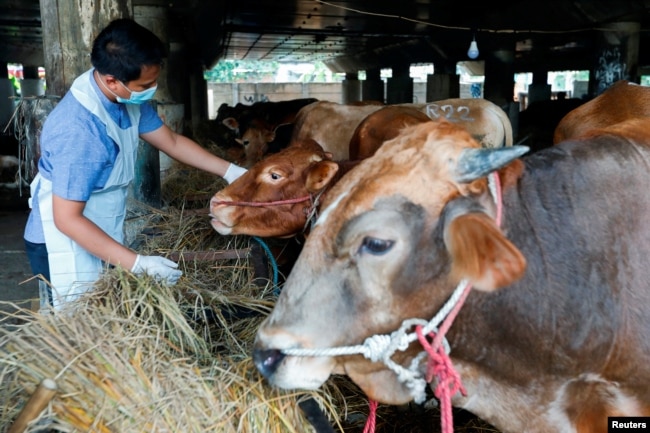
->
[485, 120, 650, 387]
[553, 80, 650, 143]
[349, 105, 431, 159]
[415, 98, 513, 148]
[290, 101, 384, 160]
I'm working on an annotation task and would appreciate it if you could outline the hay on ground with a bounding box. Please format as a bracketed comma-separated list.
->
[0, 268, 347, 433]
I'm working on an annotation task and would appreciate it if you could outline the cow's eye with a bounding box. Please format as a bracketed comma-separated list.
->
[359, 237, 394, 255]
[270, 172, 282, 180]
[242, 140, 250, 146]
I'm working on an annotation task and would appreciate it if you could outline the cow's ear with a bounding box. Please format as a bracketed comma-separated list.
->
[444, 213, 526, 291]
[305, 161, 339, 193]
[222, 117, 239, 131]
[263, 130, 276, 143]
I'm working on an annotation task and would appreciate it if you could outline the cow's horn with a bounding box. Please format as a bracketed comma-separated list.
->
[455, 145, 529, 183]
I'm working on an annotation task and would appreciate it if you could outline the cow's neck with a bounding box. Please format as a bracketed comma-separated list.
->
[303, 159, 363, 235]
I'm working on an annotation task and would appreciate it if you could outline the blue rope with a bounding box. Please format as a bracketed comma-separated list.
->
[252, 236, 280, 294]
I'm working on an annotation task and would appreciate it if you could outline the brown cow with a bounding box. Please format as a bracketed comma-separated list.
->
[209, 139, 355, 238]
[210, 109, 433, 238]
[553, 80, 650, 143]
[219, 98, 318, 167]
[349, 105, 431, 159]
[253, 118, 650, 433]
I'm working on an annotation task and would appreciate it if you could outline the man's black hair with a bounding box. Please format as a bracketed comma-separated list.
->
[90, 18, 166, 82]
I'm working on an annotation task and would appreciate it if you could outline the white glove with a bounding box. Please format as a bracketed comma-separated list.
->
[223, 163, 247, 184]
[131, 254, 182, 285]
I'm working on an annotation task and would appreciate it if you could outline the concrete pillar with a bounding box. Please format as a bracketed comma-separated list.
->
[342, 72, 361, 103]
[483, 43, 515, 109]
[167, 40, 194, 121]
[134, 5, 173, 103]
[127, 6, 174, 215]
[156, 102, 184, 179]
[426, 73, 460, 101]
[19, 80, 45, 97]
[386, 64, 413, 104]
[0, 77, 15, 127]
[361, 68, 384, 103]
[189, 63, 209, 133]
[591, 22, 640, 96]
[527, 66, 550, 106]
[18, 65, 45, 97]
[130, 136, 161, 204]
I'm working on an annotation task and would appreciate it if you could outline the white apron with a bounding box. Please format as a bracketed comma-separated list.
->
[30, 68, 141, 308]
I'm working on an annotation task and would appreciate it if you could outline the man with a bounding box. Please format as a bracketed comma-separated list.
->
[23, 18, 246, 309]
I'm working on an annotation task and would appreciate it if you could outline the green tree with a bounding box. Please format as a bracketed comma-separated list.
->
[204, 60, 279, 82]
[204, 59, 339, 83]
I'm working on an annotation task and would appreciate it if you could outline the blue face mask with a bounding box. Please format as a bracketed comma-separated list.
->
[116, 81, 157, 105]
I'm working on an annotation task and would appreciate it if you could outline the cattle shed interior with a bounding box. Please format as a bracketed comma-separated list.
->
[2, 0, 650, 270]
[2, 2, 650, 432]
[3, 0, 650, 100]
[4, 1, 650, 69]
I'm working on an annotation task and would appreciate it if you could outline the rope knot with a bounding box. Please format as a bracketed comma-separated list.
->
[362, 334, 392, 362]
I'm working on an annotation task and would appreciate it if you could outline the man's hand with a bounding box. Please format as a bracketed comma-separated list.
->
[131, 255, 182, 284]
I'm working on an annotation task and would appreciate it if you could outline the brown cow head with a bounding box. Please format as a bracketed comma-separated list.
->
[253, 121, 528, 404]
[237, 120, 281, 168]
[223, 116, 277, 168]
[209, 139, 340, 238]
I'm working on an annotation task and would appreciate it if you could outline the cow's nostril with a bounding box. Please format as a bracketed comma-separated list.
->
[253, 348, 286, 379]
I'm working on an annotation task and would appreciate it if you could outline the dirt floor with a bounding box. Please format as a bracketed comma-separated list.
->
[0, 188, 39, 318]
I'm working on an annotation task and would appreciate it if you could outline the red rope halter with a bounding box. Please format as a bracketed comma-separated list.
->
[211, 195, 311, 207]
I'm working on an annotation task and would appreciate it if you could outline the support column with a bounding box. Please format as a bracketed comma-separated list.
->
[482, 36, 517, 146]
[0, 78, 13, 124]
[386, 64, 413, 104]
[483, 37, 516, 109]
[133, 6, 184, 186]
[527, 64, 550, 106]
[342, 72, 361, 103]
[361, 68, 384, 103]
[591, 22, 640, 96]
[426, 73, 460, 101]
[134, 5, 172, 103]
[19, 66, 45, 97]
[167, 41, 192, 109]
[189, 62, 209, 134]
